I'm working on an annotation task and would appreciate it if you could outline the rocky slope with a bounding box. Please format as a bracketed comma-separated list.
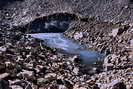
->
[0, 0, 133, 89]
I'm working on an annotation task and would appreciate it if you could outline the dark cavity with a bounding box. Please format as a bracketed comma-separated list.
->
[22, 13, 78, 33]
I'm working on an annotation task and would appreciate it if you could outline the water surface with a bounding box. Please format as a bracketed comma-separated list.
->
[28, 33, 104, 64]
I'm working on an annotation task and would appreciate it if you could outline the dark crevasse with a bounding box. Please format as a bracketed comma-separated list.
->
[25, 13, 78, 33]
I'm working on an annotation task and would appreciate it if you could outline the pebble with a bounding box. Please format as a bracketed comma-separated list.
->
[0, 73, 9, 80]
[74, 32, 83, 40]
[0, 46, 6, 52]
[110, 28, 119, 37]
[18, 70, 33, 77]
[130, 39, 133, 47]
[129, 22, 133, 27]
[45, 73, 56, 78]
[73, 67, 79, 75]
[37, 78, 46, 84]
[11, 85, 23, 89]
[58, 85, 67, 89]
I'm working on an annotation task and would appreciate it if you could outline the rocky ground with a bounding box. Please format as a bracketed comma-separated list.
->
[0, 0, 133, 89]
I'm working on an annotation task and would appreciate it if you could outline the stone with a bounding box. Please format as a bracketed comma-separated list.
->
[130, 39, 133, 47]
[110, 28, 119, 37]
[73, 67, 79, 75]
[0, 46, 6, 52]
[11, 85, 23, 89]
[58, 85, 67, 89]
[0, 73, 10, 80]
[112, 82, 127, 89]
[74, 32, 83, 40]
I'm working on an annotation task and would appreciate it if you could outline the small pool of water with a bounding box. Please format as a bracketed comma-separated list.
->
[25, 13, 105, 73]
[28, 33, 105, 65]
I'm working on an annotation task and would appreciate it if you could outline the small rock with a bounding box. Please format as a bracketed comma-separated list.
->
[11, 85, 23, 89]
[74, 32, 83, 40]
[110, 28, 119, 37]
[130, 39, 133, 47]
[129, 22, 133, 27]
[11, 80, 32, 89]
[112, 82, 127, 89]
[58, 85, 67, 89]
[45, 73, 56, 78]
[130, 28, 133, 32]
[18, 70, 33, 78]
[110, 25, 129, 37]
[73, 67, 79, 75]
[0, 46, 6, 52]
[0, 73, 10, 80]
[37, 78, 51, 85]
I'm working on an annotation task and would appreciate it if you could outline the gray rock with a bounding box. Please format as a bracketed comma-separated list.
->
[130, 39, 133, 47]
[110, 28, 119, 37]
[74, 32, 83, 40]
[112, 82, 127, 89]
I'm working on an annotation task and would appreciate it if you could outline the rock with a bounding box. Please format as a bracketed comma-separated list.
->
[11, 85, 23, 89]
[44, 73, 56, 78]
[112, 82, 127, 89]
[0, 73, 10, 80]
[37, 78, 52, 85]
[130, 39, 133, 47]
[74, 32, 83, 40]
[58, 85, 67, 89]
[0, 46, 6, 52]
[73, 67, 79, 75]
[110, 25, 130, 37]
[17, 70, 33, 79]
[110, 28, 119, 37]
[11, 80, 32, 89]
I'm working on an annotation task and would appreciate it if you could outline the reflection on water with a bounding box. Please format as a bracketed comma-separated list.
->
[28, 33, 104, 64]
